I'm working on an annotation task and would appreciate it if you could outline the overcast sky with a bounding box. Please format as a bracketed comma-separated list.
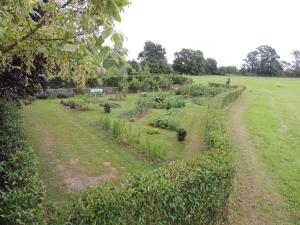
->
[117, 0, 300, 67]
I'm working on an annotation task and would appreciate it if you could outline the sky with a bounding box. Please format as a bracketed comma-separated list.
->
[117, 0, 300, 67]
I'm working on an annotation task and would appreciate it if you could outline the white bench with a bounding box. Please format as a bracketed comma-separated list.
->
[90, 88, 104, 96]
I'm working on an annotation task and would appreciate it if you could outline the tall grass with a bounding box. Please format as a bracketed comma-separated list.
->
[100, 117, 166, 160]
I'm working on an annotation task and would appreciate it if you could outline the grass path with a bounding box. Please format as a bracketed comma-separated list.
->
[227, 93, 293, 225]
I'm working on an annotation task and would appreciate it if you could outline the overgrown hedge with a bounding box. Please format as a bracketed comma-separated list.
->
[102, 75, 193, 88]
[49, 85, 245, 225]
[0, 100, 45, 225]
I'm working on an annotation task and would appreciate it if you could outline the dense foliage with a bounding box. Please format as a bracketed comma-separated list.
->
[173, 48, 206, 75]
[177, 128, 187, 141]
[138, 41, 172, 74]
[176, 84, 225, 97]
[241, 45, 283, 76]
[1, 0, 129, 99]
[0, 100, 45, 224]
[0, 54, 48, 100]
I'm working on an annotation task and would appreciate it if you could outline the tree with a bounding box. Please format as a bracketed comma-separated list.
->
[138, 41, 171, 74]
[173, 48, 206, 75]
[206, 58, 218, 74]
[128, 59, 140, 73]
[242, 45, 283, 76]
[218, 66, 238, 75]
[0, 0, 129, 99]
[292, 50, 300, 76]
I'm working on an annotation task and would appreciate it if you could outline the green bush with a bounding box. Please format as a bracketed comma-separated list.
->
[145, 127, 160, 135]
[176, 84, 225, 97]
[177, 128, 187, 141]
[57, 93, 70, 99]
[0, 100, 45, 225]
[60, 99, 90, 111]
[150, 109, 180, 131]
[104, 103, 111, 113]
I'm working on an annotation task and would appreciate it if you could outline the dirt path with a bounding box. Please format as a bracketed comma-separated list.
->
[227, 93, 293, 225]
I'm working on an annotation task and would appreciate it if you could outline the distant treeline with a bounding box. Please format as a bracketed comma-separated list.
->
[127, 41, 300, 77]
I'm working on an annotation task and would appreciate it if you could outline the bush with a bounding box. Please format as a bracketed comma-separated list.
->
[176, 84, 225, 97]
[150, 109, 180, 131]
[36, 93, 49, 99]
[57, 93, 70, 99]
[60, 99, 90, 111]
[177, 128, 187, 141]
[0, 100, 45, 225]
[104, 103, 111, 113]
[145, 127, 160, 135]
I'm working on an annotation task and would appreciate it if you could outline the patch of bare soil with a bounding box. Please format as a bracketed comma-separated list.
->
[227, 93, 292, 225]
[57, 163, 117, 190]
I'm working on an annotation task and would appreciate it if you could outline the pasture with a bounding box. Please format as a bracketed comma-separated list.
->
[194, 76, 300, 224]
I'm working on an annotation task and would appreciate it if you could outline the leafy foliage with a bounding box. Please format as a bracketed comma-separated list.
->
[0, 54, 48, 100]
[0, 0, 129, 88]
[138, 41, 172, 74]
[150, 109, 180, 131]
[242, 45, 283, 76]
[0, 100, 45, 225]
[173, 48, 206, 75]
[206, 58, 218, 74]
[104, 103, 111, 113]
[177, 128, 187, 141]
[176, 84, 225, 97]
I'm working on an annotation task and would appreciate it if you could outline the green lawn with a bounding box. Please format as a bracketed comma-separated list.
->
[23, 92, 207, 201]
[194, 75, 300, 224]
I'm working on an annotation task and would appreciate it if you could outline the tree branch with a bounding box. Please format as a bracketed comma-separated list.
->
[1, 0, 74, 54]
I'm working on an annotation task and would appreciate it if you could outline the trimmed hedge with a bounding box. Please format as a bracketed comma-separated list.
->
[49, 84, 245, 225]
[0, 100, 45, 225]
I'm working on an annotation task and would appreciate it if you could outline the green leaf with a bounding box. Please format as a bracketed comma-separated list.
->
[63, 44, 77, 52]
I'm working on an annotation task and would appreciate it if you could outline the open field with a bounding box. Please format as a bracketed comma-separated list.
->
[194, 76, 300, 224]
[22, 92, 208, 201]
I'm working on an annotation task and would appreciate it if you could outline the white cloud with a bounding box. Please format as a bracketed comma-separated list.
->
[117, 0, 300, 67]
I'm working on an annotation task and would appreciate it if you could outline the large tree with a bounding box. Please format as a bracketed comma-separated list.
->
[292, 50, 300, 75]
[0, 0, 129, 99]
[206, 58, 218, 74]
[138, 41, 171, 74]
[242, 45, 283, 76]
[173, 48, 206, 75]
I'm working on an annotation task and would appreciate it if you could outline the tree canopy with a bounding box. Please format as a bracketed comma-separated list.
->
[242, 45, 283, 76]
[173, 48, 206, 75]
[138, 41, 171, 74]
[205, 58, 218, 74]
[0, 0, 129, 75]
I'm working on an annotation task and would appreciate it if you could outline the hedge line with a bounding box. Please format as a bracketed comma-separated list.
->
[49, 85, 245, 225]
[0, 100, 45, 225]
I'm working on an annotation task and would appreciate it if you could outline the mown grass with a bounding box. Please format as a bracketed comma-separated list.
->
[193, 75, 300, 224]
[22, 92, 208, 201]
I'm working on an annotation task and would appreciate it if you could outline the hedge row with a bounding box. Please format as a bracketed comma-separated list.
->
[102, 75, 193, 88]
[0, 100, 45, 225]
[49, 85, 245, 225]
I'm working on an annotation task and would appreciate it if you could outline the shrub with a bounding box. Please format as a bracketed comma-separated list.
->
[150, 109, 180, 131]
[57, 93, 70, 99]
[36, 93, 49, 99]
[104, 103, 111, 113]
[176, 84, 225, 97]
[177, 128, 187, 141]
[145, 127, 160, 135]
[60, 99, 90, 111]
[0, 100, 45, 225]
